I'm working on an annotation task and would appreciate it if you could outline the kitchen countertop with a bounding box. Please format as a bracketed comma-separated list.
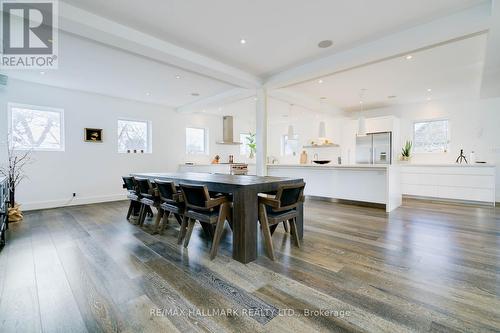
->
[398, 163, 495, 167]
[181, 163, 256, 166]
[267, 164, 391, 169]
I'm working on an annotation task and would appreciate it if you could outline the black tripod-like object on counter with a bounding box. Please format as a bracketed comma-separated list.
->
[456, 149, 468, 164]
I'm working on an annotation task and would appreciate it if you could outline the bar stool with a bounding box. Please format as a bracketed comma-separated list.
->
[258, 182, 305, 261]
[122, 176, 141, 220]
[153, 179, 185, 236]
[134, 177, 158, 227]
[179, 183, 232, 260]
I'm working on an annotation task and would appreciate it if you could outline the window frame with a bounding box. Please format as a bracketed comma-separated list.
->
[281, 134, 300, 157]
[117, 118, 152, 154]
[412, 118, 450, 154]
[185, 127, 208, 155]
[240, 133, 251, 156]
[8, 102, 65, 152]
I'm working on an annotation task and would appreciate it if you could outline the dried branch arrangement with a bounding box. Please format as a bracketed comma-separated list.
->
[0, 136, 33, 221]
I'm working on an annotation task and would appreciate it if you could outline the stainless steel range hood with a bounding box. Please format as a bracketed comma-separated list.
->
[216, 116, 241, 145]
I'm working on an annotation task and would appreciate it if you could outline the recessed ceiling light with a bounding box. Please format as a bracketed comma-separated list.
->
[40, 71, 46, 75]
[318, 79, 323, 84]
[359, 101, 364, 104]
[191, 92, 200, 97]
[240, 38, 247, 44]
[318, 40, 333, 48]
[146, 92, 151, 96]
[175, 75, 181, 79]
[427, 88, 432, 92]
[253, 97, 258, 101]
[405, 55, 413, 60]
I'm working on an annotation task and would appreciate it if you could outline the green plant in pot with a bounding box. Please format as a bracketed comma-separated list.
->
[401, 140, 412, 161]
[246, 132, 256, 159]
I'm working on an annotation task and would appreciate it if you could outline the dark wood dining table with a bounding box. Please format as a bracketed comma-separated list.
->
[131, 172, 304, 264]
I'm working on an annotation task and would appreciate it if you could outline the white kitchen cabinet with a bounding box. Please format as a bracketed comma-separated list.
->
[401, 165, 496, 204]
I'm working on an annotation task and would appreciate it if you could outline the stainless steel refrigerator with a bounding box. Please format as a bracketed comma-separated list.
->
[355, 132, 392, 164]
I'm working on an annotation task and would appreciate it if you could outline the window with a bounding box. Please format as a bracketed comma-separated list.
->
[413, 119, 449, 153]
[8, 103, 64, 151]
[117, 119, 151, 153]
[240, 133, 255, 156]
[281, 134, 299, 156]
[186, 127, 207, 154]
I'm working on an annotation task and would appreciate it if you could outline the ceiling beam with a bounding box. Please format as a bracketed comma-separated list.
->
[268, 89, 344, 115]
[265, 2, 491, 89]
[481, 0, 500, 98]
[176, 88, 256, 113]
[58, 2, 261, 89]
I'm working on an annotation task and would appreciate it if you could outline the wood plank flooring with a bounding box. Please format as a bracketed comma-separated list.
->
[0, 199, 499, 332]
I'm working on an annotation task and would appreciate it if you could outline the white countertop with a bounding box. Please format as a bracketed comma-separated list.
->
[267, 164, 390, 169]
[398, 163, 495, 167]
[267, 163, 495, 169]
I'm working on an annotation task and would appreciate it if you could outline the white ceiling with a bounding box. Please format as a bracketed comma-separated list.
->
[4, 32, 235, 107]
[283, 34, 487, 111]
[61, 0, 486, 78]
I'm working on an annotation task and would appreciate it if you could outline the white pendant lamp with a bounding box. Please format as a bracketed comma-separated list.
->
[319, 121, 326, 138]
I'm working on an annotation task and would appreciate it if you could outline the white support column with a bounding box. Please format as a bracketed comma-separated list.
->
[256, 88, 268, 176]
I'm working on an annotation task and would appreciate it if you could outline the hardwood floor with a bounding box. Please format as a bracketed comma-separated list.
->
[0, 199, 499, 332]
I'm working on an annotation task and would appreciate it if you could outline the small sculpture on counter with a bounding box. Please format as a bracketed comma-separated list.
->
[211, 155, 220, 164]
[456, 149, 468, 164]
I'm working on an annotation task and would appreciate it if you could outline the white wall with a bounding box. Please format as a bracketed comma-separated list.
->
[267, 98, 345, 164]
[349, 98, 500, 201]
[0, 79, 251, 210]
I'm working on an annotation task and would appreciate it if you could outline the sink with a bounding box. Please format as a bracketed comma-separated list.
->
[313, 160, 331, 165]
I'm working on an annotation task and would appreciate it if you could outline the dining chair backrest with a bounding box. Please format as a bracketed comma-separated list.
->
[180, 183, 210, 210]
[275, 182, 305, 210]
[122, 176, 136, 192]
[134, 177, 152, 196]
[155, 179, 178, 203]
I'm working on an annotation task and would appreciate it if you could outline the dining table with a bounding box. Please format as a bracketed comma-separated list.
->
[131, 172, 304, 264]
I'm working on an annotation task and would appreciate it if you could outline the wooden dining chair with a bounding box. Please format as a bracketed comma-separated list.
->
[258, 182, 305, 261]
[179, 183, 232, 260]
[122, 176, 141, 220]
[134, 177, 158, 227]
[153, 179, 185, 235]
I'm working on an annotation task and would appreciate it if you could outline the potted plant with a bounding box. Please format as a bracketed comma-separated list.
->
[0, 137, 33, 222]
[401, 140, 412, 162]
[246, 132, 257, 159]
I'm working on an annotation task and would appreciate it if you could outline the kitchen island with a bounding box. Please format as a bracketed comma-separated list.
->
[267, 164, 402, 212]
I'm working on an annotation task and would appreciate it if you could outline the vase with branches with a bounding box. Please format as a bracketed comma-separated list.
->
[246, 132, 257, 159]
[0, 136, 33, 222]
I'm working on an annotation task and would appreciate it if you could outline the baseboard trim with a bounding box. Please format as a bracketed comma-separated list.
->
[306, 195, 386, 209]
[403, 195, 495, 207]
[21, 194, 127, 211]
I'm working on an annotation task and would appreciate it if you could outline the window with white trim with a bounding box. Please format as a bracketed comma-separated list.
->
[186, 127, 208, 154]
[281, 134, 299, 156]
[117, 119, 151, 153]
[8, 103, 64, 151]
[413, 119, 449, 153]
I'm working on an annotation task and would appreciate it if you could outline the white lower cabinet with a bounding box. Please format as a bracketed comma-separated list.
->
[401, 165, 496, 204]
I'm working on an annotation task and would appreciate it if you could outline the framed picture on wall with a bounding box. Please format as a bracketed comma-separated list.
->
[84, 128, 103, 142]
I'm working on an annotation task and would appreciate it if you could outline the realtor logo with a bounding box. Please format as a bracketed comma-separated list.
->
[1, 0, 58, 69]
